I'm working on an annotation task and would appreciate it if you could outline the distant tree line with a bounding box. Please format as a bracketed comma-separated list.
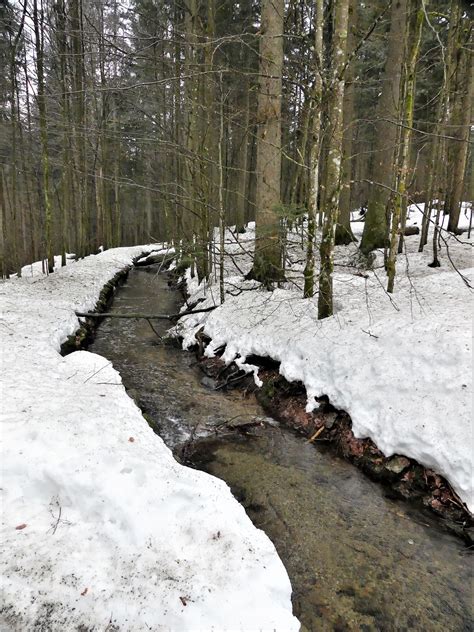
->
[0, 0, 472, 316]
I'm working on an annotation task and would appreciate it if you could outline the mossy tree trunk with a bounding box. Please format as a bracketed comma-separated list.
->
[360, 0, 407, 255]
[386, 0, 424, 294]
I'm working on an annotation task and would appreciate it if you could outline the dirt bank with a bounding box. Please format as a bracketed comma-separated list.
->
[194, 349, 473, 545]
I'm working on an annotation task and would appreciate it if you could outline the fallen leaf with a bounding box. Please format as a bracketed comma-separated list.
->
[179, 596, 187, 606]
[81, 587, 88, 596]
[15, 523, 27, 530]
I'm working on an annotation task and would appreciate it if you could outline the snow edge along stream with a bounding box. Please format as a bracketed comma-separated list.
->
[0, 245, 299, 632]
[174, 239, 473, 515]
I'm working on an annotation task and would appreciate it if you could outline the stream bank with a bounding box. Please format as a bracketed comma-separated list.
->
[85, 265, 472, 632]
[60, 250, 171, 355]
[194, 353, 473, 544]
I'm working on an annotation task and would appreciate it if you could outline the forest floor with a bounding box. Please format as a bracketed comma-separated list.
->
[173, 203, 473, 518]
[0, 246, 298, 631]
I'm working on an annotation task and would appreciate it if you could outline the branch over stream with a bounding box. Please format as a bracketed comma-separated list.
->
[75, 305, 217, 321]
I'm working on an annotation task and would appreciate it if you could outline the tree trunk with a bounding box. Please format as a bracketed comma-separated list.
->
[386, 0, 424, 293]
[335, 0, 357, 246]
[252, 0, 284, 285]
[318, 0, 350, 318]
[360, 0, 407, 254]
[303, 0, 324, 298]
[419, 0, 460, 250]
[33, 0, 54, 273]
[446, 22, 474, 233]
[70, 0, 88, 257]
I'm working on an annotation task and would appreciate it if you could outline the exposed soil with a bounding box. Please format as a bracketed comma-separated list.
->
[195, 349, 473, 545]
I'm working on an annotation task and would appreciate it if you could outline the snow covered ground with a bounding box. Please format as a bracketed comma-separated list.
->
[18, 253, 77, 278]
[175, 204, 473, 513]
[0, 246, 299, 631]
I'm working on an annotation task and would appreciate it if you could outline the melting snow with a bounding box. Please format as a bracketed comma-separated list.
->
[175, 208, 473, 512]
[0, 245, 298, 631]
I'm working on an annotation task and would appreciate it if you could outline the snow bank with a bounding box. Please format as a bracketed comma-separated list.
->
[175, 223, 473, 513]
[0, 246, 298, 631]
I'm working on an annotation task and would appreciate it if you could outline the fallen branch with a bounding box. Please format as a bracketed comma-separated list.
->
[146, 318, 163, 339]
[76, 312, 171, 320]
[174, 305, 218, 319]
[361, 328, 379, 339]
[75, 305, 217, 321]
[306, 426, 325, 444]
[403, 226, 420, 236]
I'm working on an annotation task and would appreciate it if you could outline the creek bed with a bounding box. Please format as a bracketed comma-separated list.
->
[89, 266, 472, 632]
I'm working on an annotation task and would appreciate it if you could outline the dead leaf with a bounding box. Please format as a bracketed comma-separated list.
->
[179, 596, 187, 606]
[81, 587, 88, 596]
[15, 523, 27, 530]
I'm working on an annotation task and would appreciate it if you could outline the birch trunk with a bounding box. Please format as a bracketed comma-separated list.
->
[303, 0, 324, 298]
[317, 0, 350, 319]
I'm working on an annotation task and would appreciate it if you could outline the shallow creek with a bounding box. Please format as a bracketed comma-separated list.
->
[89, 266, 472, 632]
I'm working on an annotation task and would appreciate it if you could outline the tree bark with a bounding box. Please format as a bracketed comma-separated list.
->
[360, 0, 407, 254]
[303, 0, 324, 298]
[318, 0, 350, 318]
[446, 20, 473, 233]
[33, 0, 54, 273]
[252, 0, 284, 284]
[387, 0, 424, 293]
[335, 0, 357, 246]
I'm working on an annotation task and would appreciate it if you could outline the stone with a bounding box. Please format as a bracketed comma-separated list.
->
[385, 456, 411, 475]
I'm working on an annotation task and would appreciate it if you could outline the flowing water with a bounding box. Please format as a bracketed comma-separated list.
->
[89, 266, 473, 632]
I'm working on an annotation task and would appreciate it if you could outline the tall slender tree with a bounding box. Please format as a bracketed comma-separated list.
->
[360, 0, 408, 255]
[33, 0, 54, 272]
[335, 0, 357, 246]
[386, 0, 424, 293]
[303, 0, 324, 299]
[318, 0, 350, 318]
[252, 0, 285, 284]
[446, 19, 473, 233]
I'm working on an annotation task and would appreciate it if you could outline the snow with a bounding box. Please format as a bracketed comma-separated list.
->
[0, 246, 298, 631]
[135, 246, 175, 265]
[19, 253, 76, 278]
[175, 208, 473, 513]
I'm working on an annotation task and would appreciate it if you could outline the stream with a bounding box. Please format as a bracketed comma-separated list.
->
[89, 266, 473, 632]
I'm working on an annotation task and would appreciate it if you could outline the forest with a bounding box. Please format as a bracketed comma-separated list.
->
[1, 0, 472, 317]
[1, 1, 473, 630]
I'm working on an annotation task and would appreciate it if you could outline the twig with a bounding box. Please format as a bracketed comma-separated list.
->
[361, 328, 379, 339]
[306, 426, 325, 444]
[146, 318, 163, 339]
[52, 504, 62, 535]
[83, 361, 112, 384]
